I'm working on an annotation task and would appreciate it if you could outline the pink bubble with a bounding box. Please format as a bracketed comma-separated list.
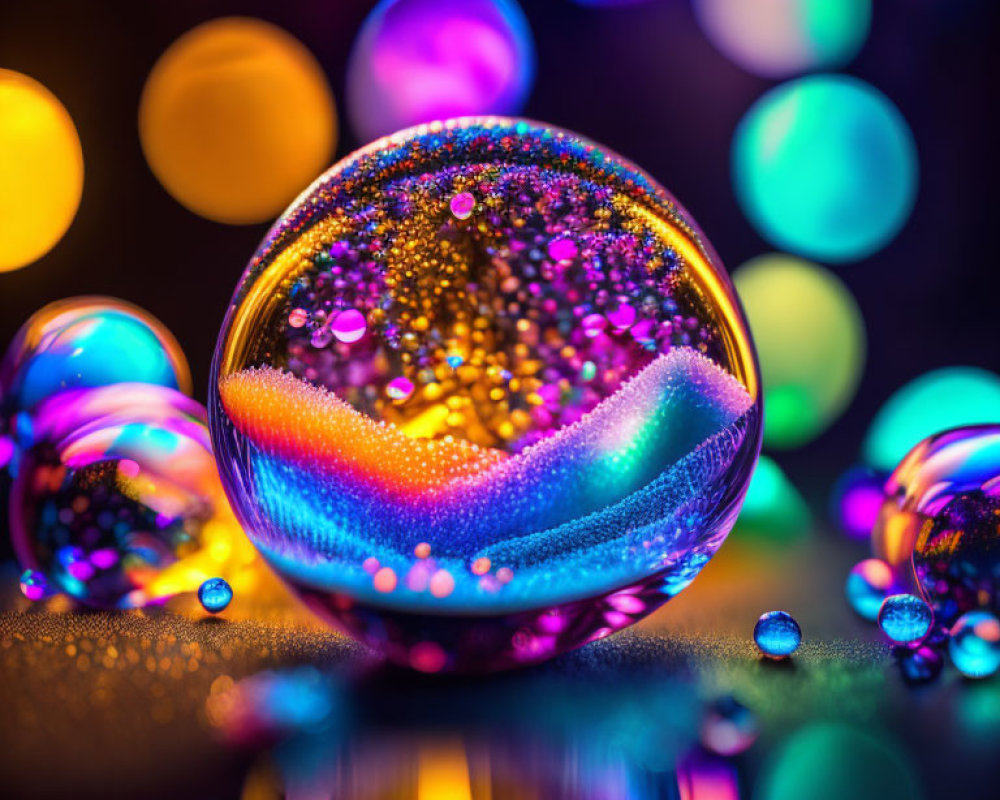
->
[449, 191, 475, 220]
[582, 313, 607, 338]
[331, 309, 367, 344]
[548, 237, 578, 262]
[387, 376, 414, 402]
[607, 299, 636, 330]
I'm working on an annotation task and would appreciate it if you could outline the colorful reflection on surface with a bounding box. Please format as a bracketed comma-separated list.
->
[0, 69, 83, 272]
[347, 0, 535, 142]
[733, 75, 917, 263]
[756, 723, 922, 800]
[139, 17, 337, 224]
[733, 255, 864, 449]
[210, 117, 761, 671]
[873, 424, 1000, 625]
[210, 663, 719, 799]
[9, 384, 257, 608]
[694, 0, 871, 78]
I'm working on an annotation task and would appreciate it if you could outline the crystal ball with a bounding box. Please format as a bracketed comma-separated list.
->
[10, 384, 230, 608]
[209, 117, 761, 672]
[873, 424, 1000, 626]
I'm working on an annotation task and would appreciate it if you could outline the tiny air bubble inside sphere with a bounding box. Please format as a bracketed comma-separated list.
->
[198, 577, 233, 614]
[754, 610, 801, 658]
[949, 610, 1000, 679]
[877, 594, 933, 644]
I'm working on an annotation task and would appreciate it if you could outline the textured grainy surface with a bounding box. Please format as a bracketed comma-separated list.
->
[1, 534, 999, 799]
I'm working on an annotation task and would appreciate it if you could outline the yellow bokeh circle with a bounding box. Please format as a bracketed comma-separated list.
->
[0, 70, 84, 273]
[734, 253, 866, 449]
[139, 17, 337, 225]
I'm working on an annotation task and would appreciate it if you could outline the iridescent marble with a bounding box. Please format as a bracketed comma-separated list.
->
[0, 296, 190, 468]
[845, 558, 894, 621]
[210, 117, 761, 672]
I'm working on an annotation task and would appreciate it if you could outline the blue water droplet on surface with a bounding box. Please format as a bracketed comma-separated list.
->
[878, 594, 933, 644]
[198, 577, 233, 614]
[754, 610, 801, 658]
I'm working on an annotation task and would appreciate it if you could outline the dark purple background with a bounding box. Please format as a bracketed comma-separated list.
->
[1, 0, 998, 502]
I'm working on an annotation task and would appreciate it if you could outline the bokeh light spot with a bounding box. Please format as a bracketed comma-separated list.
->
[695, 0, 871, 78]
[864, 367, 1000, 472]
[0, 69, 83, 272]
[346, 0, 535, 142]
[733, 75, 917, 263]
[139, 17, 337, 225]
[733, 254, 865, 448]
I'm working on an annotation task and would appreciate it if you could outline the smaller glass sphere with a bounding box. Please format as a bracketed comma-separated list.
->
[895, 645, 943, 685]
[845, 558, 894, 621]
[878, 594, 933, 644]
[198, 577, 233, 613]
[754, 611, 801, 658]
[10, 385, 226, 608]
[701, 695, 758, 756]
[0, 297, 190, 417]
[872, 425, 1000, 625]
[949, 610, 1000, 679]
[19, 568, 49, 601]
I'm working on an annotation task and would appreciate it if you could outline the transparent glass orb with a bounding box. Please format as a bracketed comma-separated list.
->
[873, 424, 1000, 626]
[10, 384, 232, 608]
[210, 117, 761, 672]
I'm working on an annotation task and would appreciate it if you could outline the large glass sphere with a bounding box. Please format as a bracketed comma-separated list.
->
[873, 425, 1000, 625]
[209, 118, 761, 672]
